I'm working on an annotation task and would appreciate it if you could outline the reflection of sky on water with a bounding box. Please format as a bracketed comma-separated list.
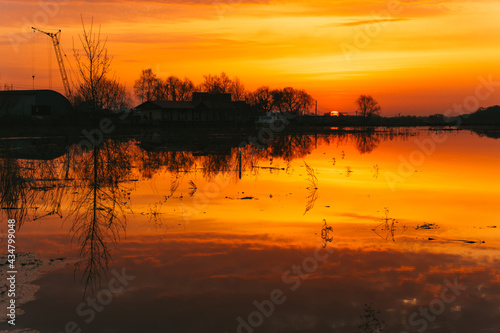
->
[0, 128, 499, 332]
[11, 234, 500, 332]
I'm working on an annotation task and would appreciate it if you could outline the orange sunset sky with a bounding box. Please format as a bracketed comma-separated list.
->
[1, 0, 500, 115]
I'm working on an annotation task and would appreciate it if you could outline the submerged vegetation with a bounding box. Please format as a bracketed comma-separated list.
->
[356, 303, 388, 333]
[304, 161, 319, 215]
[372, 208, 405, 242]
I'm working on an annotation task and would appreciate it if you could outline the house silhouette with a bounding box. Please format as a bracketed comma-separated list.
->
[137, 92, 253, 124]
[0, 90, 73, 120]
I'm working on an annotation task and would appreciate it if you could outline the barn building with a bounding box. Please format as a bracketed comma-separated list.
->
[0, 90, 73, 120]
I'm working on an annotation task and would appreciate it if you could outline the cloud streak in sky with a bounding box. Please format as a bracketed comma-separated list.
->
[336, 18, 410, 27]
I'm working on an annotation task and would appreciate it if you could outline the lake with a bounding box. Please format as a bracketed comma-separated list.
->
[0, 127, 499, 333]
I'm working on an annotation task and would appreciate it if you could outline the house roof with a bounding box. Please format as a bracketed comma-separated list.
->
[0, 89, 73, 118]
[192, 92, 232, 103]
[135, 95, 250, 112]
[137, 101, 195, 110]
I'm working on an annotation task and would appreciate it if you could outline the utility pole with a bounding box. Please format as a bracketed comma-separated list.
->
[315, 100, 318, 116]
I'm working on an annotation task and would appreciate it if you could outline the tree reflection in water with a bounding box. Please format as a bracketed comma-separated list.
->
[0, 139, 136, 295]
[66, 140, 135, 294]
[0, 157, 31, 225]
[355, 130, 381, 154]
[0, 143, 70, 228]
[352, 127, 414, 154]
[0, 128, 418, 294]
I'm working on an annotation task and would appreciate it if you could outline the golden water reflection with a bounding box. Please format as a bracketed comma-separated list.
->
[0, 128, 499, 332]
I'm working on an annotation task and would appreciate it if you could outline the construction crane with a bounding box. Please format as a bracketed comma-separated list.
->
[32, 27, 72, 98]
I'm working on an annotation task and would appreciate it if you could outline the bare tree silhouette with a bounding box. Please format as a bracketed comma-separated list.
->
[356, 95, 381, 118]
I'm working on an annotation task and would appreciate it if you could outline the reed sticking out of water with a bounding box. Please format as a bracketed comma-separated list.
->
[188, 180, 197, 197]
[304, 162, 319, 215]
[356, 303, 388, 333]
[320, 219, 333, 248]
[170, 176, 180, 197]
[346, 166, 353, 177]
[372, 164, 379, 178]
[305, 162, 318, 190]
[372, 207, 399, 242]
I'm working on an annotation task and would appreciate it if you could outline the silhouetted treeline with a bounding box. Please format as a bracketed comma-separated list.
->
[460, 105, 500, 125]
[133, 69, 314, 114]
[301, 114, 456, 127]
[246, 86, 314, 114]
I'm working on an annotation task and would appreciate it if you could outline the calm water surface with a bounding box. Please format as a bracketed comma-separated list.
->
[0, 128, 499, 333]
